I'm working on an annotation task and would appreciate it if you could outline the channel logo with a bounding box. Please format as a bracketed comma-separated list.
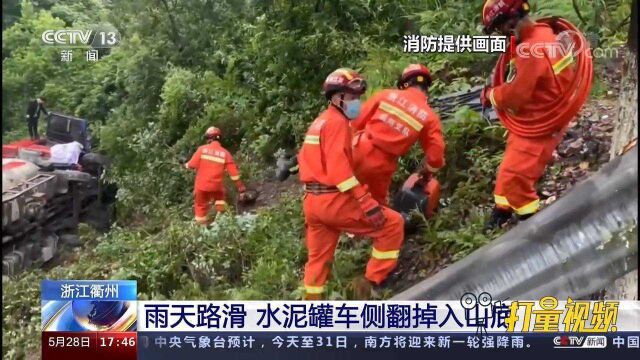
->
[553, 335, 607, 348]
[41, 27, 121, 48]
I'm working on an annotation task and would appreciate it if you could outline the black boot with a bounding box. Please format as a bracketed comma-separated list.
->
[484, 207, 513, 231]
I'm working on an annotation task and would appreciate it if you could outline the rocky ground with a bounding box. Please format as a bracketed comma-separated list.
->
[237, 175, 302, 213]
[539, 98, 617, 208]
[539, 61, 623, 208]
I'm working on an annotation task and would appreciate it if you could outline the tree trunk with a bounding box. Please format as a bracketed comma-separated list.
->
[604, 0, 638, 301]
[609, 53, 638, 159]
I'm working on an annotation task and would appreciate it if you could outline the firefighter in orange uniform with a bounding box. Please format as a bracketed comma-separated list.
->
[298, 68, 405, 300]
[480, 0, 581, 229]
[185, 127, 246, 225]
[351, 64, 446, 205]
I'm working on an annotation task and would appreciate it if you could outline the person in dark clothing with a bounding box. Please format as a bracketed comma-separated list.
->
[25, 96, 50, 140]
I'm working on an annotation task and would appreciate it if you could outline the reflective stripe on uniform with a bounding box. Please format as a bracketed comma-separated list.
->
[214, 200, 227, 206]
[552, 53, 574, 75]
[230, 175, 240, 181]
[379, 101, 423, 132]
[305, 285, 325, 294]
[304, 135, 320, 145]
[201, 154, 225, 163]
[489, 88, 498, 108]
[371, 247, 400, 260]
[506, 58, 517, 83]
[336, 176, 359, 192]
[195, 215, 208, 222]
[514, 199, 540, 215]
[494, 194, 510, 207]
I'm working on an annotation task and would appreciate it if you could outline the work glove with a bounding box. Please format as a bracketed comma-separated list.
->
[357, 192, 386, 229]
[480, 86, 493, 108]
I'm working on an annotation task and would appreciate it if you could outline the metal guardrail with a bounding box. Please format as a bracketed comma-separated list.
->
[393, 146, 638, 300]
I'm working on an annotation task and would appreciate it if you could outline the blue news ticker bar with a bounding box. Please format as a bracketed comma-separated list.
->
[136, 332, 640, 359]
[41, 280, 137, 301]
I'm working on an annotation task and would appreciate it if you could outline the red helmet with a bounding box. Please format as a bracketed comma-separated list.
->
[322, 68, 367, 100]
[205, 126, 221, 139]
[397, 64, 432, 90]
[482, 0, 530, 34]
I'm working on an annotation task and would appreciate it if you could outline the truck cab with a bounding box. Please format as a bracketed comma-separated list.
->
[2, 113, 92, 160]
[46, 112, 93, 152]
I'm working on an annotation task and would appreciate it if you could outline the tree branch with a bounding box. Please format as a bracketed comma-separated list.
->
[158, 0, 183, 52]
[571, 0, 587, 25]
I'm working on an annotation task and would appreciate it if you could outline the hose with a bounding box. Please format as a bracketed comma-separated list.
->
[491, 17, 594, 138]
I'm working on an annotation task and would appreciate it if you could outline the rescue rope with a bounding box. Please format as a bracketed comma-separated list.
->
[492, 17, 594, 138]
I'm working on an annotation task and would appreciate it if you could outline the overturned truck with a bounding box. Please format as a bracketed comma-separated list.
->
[2, 113, 116, 279]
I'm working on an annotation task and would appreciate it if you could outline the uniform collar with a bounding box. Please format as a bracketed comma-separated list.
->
[517, 21, 544, 43]
[403, 87, 429, 102]
[327, 103, 348, 120]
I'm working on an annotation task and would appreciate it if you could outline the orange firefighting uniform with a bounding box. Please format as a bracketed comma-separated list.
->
[298, 105, 404, 297]
[351, 87, 446, 204]
[186, 141, 243, 223]
[488, 22, 577, 216]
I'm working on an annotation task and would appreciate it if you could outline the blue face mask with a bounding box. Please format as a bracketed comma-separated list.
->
[343, 99, 361, 120]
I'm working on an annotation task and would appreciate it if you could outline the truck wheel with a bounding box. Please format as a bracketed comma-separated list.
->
[80, 153, 110, 177]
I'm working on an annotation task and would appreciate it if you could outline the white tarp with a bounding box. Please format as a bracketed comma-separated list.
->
[49, 141, 83, 165]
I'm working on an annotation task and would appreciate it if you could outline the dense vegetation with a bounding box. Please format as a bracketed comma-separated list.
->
[2, 0, 633, 357]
